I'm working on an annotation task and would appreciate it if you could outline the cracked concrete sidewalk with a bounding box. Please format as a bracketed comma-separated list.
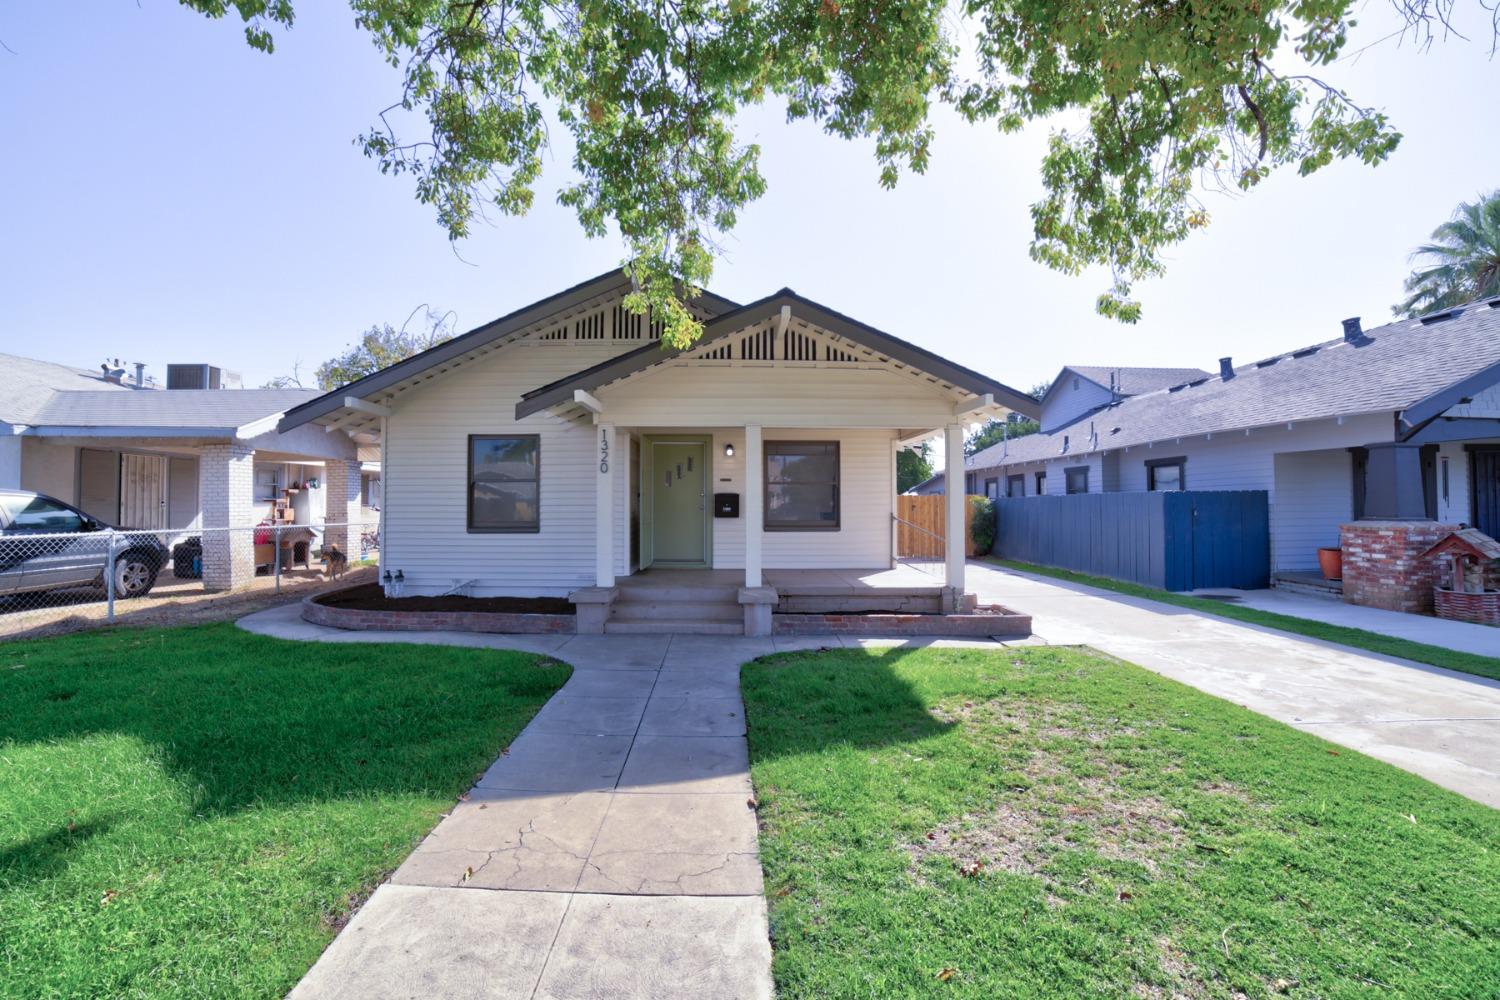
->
[237, 605, 1019, 999]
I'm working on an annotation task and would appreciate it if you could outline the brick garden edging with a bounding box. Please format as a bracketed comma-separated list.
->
[774, 606, 1032, 638]
[1434, 588, 1500, 627]
[302, 595, 576, 634]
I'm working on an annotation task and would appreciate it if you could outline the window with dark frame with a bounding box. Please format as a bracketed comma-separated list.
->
[1035, 471, 1046, 494]
[984, 477, 999, 499]
[765, 440, 839, 530]
[1064, 466, 1089, 494]
[1146, 456, 1186, 492]
[1006, 474, 1024, 498]
[468, 434, 540, 532]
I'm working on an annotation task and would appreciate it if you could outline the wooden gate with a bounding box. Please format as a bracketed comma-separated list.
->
[896, 494, 983, 558]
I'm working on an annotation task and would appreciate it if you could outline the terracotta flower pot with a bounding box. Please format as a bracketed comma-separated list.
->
[1317, 546, 1343, 581]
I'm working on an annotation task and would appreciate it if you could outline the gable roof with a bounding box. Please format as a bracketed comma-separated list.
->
[0, 352, 140, 426]
[515, 288, 1039, 419]
[969, 297, 1500, 471]
[279, 268, 740, 433]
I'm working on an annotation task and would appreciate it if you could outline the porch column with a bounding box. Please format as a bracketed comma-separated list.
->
[945, 422, 966, 596]
[324, 458, 364, 558]
[199, 442, 255, 592]
[1361, 442, 1429, 520]
[744, 424, 763, 588]
[595, 421, 615, 587]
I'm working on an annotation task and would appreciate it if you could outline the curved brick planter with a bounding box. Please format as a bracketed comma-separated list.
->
[774, 606, 1031, 638]
[1434, 588, 1500, 627]
[302, 595, 575, 634]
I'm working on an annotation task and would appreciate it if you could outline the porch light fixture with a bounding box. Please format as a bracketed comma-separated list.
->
[724, 443, 735, 458]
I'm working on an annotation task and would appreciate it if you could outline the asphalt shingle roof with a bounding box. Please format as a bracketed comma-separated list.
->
[1065, 365, 1212, 396]
[30, 388, 321, 430]
[970, 300, 1500, 471]
[0, 352, 137, 425]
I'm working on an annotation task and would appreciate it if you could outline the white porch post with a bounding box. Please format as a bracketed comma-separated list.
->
[744, 423, 763, 588]
[595, 421, 615, 587]
[945, 422, 966, 596]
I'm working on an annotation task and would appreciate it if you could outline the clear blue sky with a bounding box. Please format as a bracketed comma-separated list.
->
[1, 1, 1495, 400]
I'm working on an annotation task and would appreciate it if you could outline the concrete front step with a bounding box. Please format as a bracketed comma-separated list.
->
[615, 585, 741, 603]
[611, 600, 742, 622]
[606, 618, 745, 635]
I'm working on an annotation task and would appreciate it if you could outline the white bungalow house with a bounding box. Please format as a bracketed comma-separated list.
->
[966, 300, 1500, 608]
[278, 269, 1036, 633]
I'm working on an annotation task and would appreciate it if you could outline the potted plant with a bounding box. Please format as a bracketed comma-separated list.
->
[1317, 546, 1342, 581]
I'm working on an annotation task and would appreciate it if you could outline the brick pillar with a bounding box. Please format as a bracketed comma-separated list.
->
[200, 443, 256, 591]
[323, 458, 364, 558]
[1339, 520, 1456, 614]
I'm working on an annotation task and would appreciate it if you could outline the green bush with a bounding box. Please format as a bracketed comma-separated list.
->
[969, 495, 996, 554]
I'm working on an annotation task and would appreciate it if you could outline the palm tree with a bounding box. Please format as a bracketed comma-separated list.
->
[1395, 191, 1500, 318]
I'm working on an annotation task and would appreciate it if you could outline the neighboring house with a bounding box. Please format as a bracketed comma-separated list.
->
[907, 472, 946, 496]
[0, 352, 378, 589]
[279, 269, 1036, 631]
[966, 303, 1500, 580]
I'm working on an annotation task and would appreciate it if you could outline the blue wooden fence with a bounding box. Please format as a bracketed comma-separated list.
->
[993, 491, 1269, 591]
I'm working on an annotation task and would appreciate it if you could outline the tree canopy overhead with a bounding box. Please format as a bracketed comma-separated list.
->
[183, 0, 1478, 342]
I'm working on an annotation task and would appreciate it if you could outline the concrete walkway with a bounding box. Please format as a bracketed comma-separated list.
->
[971, 562, 1500, 808]
[1193, 585, 1500, 658]
[238, 605, 1010, 999]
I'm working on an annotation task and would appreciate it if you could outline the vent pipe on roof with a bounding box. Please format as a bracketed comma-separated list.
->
[1219, 357, 1234, 380]
[1342, 317, 1362, 342]
[133, 362, 147, 388]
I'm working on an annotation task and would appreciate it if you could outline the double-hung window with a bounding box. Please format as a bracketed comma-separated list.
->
[765, 441, 839, 531]
[1146, 457, 1186, 492]
[468, 435, 540, 532]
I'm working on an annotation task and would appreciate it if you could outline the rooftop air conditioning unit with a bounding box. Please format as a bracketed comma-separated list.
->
[166, 364, 244, 390]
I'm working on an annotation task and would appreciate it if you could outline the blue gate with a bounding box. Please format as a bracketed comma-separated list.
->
[993, 490, 1269, 591]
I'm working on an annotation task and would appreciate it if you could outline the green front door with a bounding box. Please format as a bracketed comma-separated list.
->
[648, 439, 709, 565]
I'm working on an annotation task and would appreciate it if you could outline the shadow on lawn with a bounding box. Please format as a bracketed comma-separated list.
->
[0, 624, 567, 822]
[0, 818, 117, 886]
[741, 644, 955, 761]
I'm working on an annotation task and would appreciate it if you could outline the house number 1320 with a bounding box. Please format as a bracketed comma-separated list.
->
[599, 429, 610, 474]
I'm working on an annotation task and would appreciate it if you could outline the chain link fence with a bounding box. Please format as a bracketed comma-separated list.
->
[0, 520, 378, 641]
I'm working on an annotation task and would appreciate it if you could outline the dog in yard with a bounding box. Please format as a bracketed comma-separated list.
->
[320, 544, 349, 580]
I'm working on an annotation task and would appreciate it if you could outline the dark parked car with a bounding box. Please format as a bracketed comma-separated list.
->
[0, 489, 168, 600]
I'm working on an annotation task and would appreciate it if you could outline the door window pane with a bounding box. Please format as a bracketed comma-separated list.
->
[469, 435, 540, 531]
[766, 441, 839, 530]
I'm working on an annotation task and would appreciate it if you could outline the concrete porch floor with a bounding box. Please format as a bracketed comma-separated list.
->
[624, 564, 947, 592]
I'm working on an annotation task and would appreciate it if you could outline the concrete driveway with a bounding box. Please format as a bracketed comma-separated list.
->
[971, 562, 1500, 808]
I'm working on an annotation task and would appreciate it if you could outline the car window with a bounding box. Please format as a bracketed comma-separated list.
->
[3, 496, 86, 532]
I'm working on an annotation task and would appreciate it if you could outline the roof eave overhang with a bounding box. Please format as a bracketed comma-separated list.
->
[22, 425, 239, 439]
[515, 290, 1040, 421]
[1396, 358, 1500, 441]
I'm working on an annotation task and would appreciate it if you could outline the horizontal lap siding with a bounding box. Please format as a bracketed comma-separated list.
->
[385, 342, 635, 597]
[707, 428, 893, 569]
[1271, 450, 1351, 570]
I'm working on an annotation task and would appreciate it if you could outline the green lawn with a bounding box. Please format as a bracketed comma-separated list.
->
[990, 558, 1500, 683]
[743, 646, 1500, 999]
[0, 623, 569, 1000]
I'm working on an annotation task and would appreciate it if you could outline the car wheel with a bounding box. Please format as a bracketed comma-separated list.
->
[114, 554, 159, 598]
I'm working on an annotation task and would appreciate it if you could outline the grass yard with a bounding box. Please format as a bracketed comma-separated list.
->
[0, 623, 569, 1000]
[743, 645, 1500, 999]
[990, 558, 1500, 683]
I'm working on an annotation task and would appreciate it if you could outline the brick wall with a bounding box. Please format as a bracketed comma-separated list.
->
[323, 458, 365, 558]
[199, 443, 256, 591]
[1339, 520, 1456, 614]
